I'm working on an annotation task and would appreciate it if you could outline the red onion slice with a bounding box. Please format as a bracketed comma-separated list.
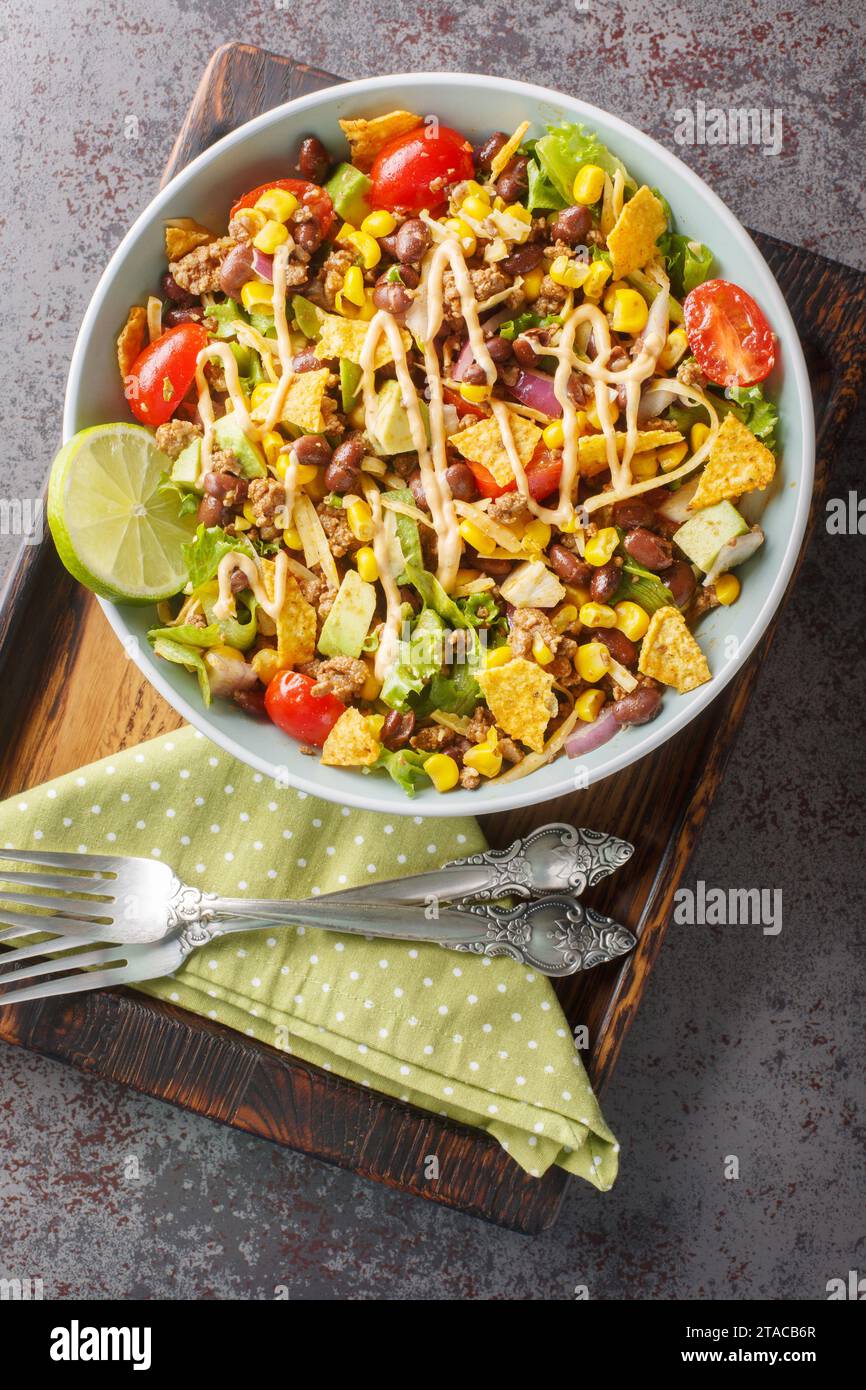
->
[252, 249, 274, 283]
[508, 368, 563, 418]
[565, 709, 619, 758]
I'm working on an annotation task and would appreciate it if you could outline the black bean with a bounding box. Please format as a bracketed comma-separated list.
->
[589, 561, 621, 604]
[501, 242, 544, 277]
[666, 560, 697, 608]
[163, 305, 205, 328]
[293, 434, 332, 469]
[395, 218, 431, 263]
[372, 279, 413, 318]
[408, 469, 429, 510]
[612, 497, 657, 530]
[495, 156, 528, 203]
[461, 361, 487, 385]
[381, 710, 415, 751]
[197, 495, 228, 527]
[324, 436, 364, 493]
[484, 334, 513, 363]
[474, 131, 508, 172]
[549, 205, 592, 245]
[293, 216, 323, 255]
[512, 336, 538, 368]
[445, 463, 477, 501]
[592, 627, 638, 668]
[548, 543, 592, 585]
[298, 135, 330, 184]
[160, 271, 194, 304]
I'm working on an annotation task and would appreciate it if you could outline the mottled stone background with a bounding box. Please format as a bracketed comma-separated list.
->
[0, 0, 864, 1300]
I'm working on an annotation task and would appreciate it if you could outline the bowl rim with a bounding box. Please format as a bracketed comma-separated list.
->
[65, 70, 815, 819]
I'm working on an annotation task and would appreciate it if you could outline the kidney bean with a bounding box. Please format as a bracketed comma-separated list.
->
[298, 135, 330, 183]
[548, 544, 592, 585]
[474, 131, 508, 172]
[381, 709, 416, 751]
[549, 204, 592, 245]
[229, 566, 250, 595]
[445, 462, 477, 501]
[623, 527, 673, 572]
[219, 241, 256, 300]
[590, 561, 621, 604]
[473, 554, 513, 579]
[292, 348, 321, 373]
[496, 156, 528, 203]
[323, 436, 364, 492]
[462, 360, 487, 385]
[611, 684, 663, 725]
[408, 469, 429, 510]
[372, 279, 413, 318]
[666, 559, 697, 608]
[612, 497, 657, 530]
[512, 336, 538, 368]
[395, 218, 431, 263]
[293, 215, 323, 255]
[397, 263, 421, 289]
[501, 242, 544, 277]
[163, 305, 205, 327]
[293, 434, 332, 469]
[443, 736, 473, 765]
[204, 470, 244, 499]
[592, 627, 637, 668]
[197, 494, 228, 527]
[160, 271, 194, 304]
[484, 334, 512, 363]
[567, 374, 592, 407]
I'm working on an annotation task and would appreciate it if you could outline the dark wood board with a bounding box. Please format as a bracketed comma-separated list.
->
[1, 43, 864, 1234]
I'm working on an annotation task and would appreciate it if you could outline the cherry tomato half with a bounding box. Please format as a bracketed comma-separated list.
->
[125, 322, 209, 426]
[264, 670, 346, 747]
[683, 278, 776, 387]
[466, 446, 562, 502]
[442, 385, 489, 421]
[370, 126, 474, 214]
[230, 178, 334, 237]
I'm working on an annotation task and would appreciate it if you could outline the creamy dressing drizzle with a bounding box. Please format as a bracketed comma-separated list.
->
[362, 478, 403, 683]
[213, 548, 289, 622]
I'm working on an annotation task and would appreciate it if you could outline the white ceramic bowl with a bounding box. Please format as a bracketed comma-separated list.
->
[64, 73, 814, 817]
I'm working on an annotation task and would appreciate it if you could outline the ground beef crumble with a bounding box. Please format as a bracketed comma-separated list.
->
[154, 419, 201, 459]
[169, 237, 236, 295]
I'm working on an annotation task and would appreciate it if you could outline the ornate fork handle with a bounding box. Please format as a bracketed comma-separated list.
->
[449, 896, 636, 977]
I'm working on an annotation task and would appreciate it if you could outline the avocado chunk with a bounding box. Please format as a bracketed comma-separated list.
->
[212, 414, 266, 479]
[674, 501, 748, 573]
[340, 358, 363, 412]
[170, 437, 202, 488]
[372, 379, 430, 456]
[317, 569, 377, 659]
[325, 162, 373, 227]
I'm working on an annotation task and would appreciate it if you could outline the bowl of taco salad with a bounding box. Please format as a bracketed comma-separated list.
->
[55, 74, 813, 816]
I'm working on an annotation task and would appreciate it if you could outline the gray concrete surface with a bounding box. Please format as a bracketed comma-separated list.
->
[1, 0, 864, 1299]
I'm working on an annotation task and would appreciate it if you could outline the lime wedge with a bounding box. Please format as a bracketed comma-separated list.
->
[48, 423, 197, 603]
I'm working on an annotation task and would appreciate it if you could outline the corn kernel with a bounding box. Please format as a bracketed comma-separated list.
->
[564, 583, 592, 607]
[425, 752, 460, 792]
[351, 228, 382, 269]
[355, 546, 379, 583]
[631, 450, 659, 480]
[294, 462, 320, 486]
[614, 601, 650, 640]
[463, 743, 503, 778]
[659, 327, 689, 370]
[573, 164, 606, 205]
[523, 266, 544, 302]
[603, 281, 626, 313]
[532, 637, 555, 666]
[361, 209, 397, 238]
[361, 663, 382, 701]
[459, 519, 496, 556]
[443, 218, 477, 256]
[254, 189, 298, 222]
[365, 714, 385, 737]
[240, 281, 274, 312]
[575, 410, 589, 434]
[576, 641, 609, 684]
[522, 519, 552, 551]
[504, 202, 532, 224]
[575, 688, 606, 722]
[542, 420, 565, 450]
[611, 287, 649, 335]
[714, 573, 741, 605]
[549, 254, 588, 289]
[658, 440, 688, 472]
[283, 526, 302, 550]
[559, 509, 580, 533]
[461, 194, 492, 222]
[250, 381, 276, 411]
[586, 399, 620, 430]
[342, 265, 366, 307]
[242, 501, 257, 526]
[579, 601, 617, 629]
[210, 644, 244, 662]
[261, 430, 284, 467]
[233, 207, 267, 238]
[459, 381, 491, 404]
[690, 422, 711, 452]
[484, 643, 512, 668]
[252, 218, 290, 255]
[581, 261, 612, 301]
[459, 180, 489, 204]
[553, 604, 578, 634]
[584, 526, 618, 567]
[232, 516, 252, 532]
[251, 647, 283, 685]
[346, 499, 373, 542]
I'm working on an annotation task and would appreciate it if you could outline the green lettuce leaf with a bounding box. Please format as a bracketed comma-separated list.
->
[526, 156, 566, 211]
[374, 747, 430, 797]
[405, 565, 470, 629]
[207, 300, 248, 339]
[423, 627, 484, 716]
[151, 637, 211, 707]
[658, 232, 715, 296]
[383, 490, 423, 584]
[148, 622, 222, 648]
[182, 524, 258, 589]
[533, 123, 635, 205]
[725, 385, 779, 451]
[380, 608, 445, 710]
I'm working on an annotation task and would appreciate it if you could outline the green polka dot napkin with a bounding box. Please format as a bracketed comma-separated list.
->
[0, 727, 618, 1187]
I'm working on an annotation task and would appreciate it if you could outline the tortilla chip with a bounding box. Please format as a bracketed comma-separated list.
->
[313, 312, 410, 369]
[451, 411, 542, 488]
[250, 368, 332, 435]
[606, 186, 668, 279]
[578, 428, 685, 476]
[339, 110, 423, 171]
[164, 220, 216, 260]
[690, 414, 776, 509]
[261, 559, 316, 666]
[116, 305, 147, 382]
[638, 605, 711, 694]
[489, 120, 531, 179]
[476, 657, 557, 754]
[321, 707, 382, 767]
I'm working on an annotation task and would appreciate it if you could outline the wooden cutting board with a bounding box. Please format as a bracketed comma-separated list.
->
[1, 43, 864, 1233]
